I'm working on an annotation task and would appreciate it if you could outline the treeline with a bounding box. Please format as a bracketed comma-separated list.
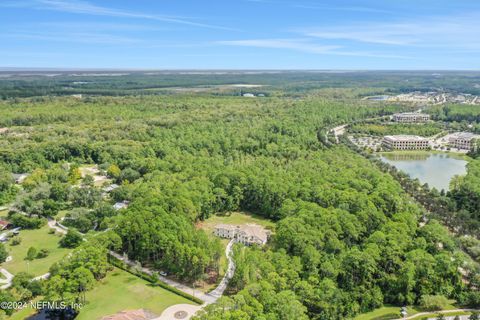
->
[349, 122, 444, 137]
[429, 105, 480, 125]
[2, 71, 480, 98]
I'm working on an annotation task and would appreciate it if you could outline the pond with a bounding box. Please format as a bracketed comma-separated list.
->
[379, 152, 468, 191]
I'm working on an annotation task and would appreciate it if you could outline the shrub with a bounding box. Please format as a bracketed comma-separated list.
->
[59, 229, 84, 248]
[420, 294, 449, 311]
[0, 243, 8, 263]
[26, 247, 37, 261]
[10, 236, 22, 245]
[36, 248, 50, 259]
[9, 213, 46, 229]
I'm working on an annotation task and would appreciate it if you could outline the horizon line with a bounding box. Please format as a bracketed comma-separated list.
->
[1, 67, 480, 72]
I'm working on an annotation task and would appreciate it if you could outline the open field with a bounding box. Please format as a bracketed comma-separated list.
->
[78, 164, 111, 187]
[7, 298, 40, 320]
[2, 225, 70, 276]
[76, 268, 197, 320]
[354, 301, 459, 320]
[197, 211, 275, 235]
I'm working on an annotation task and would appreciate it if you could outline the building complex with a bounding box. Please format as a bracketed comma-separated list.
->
[393, 112, 430, 123]
[214, 223, 270, 246]
[448, 132, 480, 151]
[382, 135, 430, 150]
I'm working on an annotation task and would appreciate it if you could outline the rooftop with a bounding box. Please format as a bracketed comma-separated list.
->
[215, 224, 238, 231]
[394, 112, 428, 116]
[215, 223, 269, 243]
[384, 135, 427, 141]
[451, 132, 480, 140]
[240, 223, 269, 241]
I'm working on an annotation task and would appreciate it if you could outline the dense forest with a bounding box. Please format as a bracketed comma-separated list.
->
[1, 70, 480, 98]
[0, 74, 480, 319]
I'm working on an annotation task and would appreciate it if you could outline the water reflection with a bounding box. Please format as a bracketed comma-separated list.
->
[379, 152, 468, 191]
[382, 153, 429, 161]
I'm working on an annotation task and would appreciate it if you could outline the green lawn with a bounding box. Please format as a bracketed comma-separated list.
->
[7, 298, 40, 320]
[2, 225, 71, 276]
[354, 305, 405, 320]
[0, 209, 9, 218]
[354, 302, 459, 320]
[198, 211, 275, 234]
[76, 268, 197, 320]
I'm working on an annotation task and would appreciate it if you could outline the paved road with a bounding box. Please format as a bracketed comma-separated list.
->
[207, 239, 235, 299]
[0, 268, 13, 289]
[33, 272, 51, 281]
[47, 217, 67, 235]
[394, 309, 479, 320]
[154, 304, 202, 320]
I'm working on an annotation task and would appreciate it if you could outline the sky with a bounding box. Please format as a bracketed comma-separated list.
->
[0, 0, 479, 70]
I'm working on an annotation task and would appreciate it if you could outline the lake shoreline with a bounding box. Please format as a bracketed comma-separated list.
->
[377, 151, 469, 191]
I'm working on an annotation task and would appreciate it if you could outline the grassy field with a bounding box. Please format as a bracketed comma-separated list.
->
[354, 305, 401, 320]
[7, 298, 40, 320]
[76, 268, 197, 320]
[2, 225, 71, 276]
[197, 211, 275, 235]
[354, 302, 459, 320]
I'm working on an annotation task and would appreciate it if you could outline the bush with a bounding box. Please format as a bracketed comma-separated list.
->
[10, 236, 21, 245]
[9, 213, 46, 229]
[59, 229, 84, 248]
[420, 294, 449, 311]
[26, 247, 37, 261]
[36, 248, 50, 259]
[0, 243, 8, 263]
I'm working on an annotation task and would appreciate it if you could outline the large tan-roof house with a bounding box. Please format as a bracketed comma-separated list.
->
[214, 223, 269, 246]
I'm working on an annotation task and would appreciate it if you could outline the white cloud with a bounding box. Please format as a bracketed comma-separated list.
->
[292, 4, 392, 14]
[1, 0, 233, 30]
[301, 12, 480, 50]
[217, 38, 340, 54]
[216, 38, 411, 59]
[244, 0, 392, 14]
[3, 31, 140, 45]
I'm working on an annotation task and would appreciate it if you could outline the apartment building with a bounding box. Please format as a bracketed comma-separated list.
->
[393, 112, 430, 123]
[449, 132, 480, 151]
[382, 135, 430, 150]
